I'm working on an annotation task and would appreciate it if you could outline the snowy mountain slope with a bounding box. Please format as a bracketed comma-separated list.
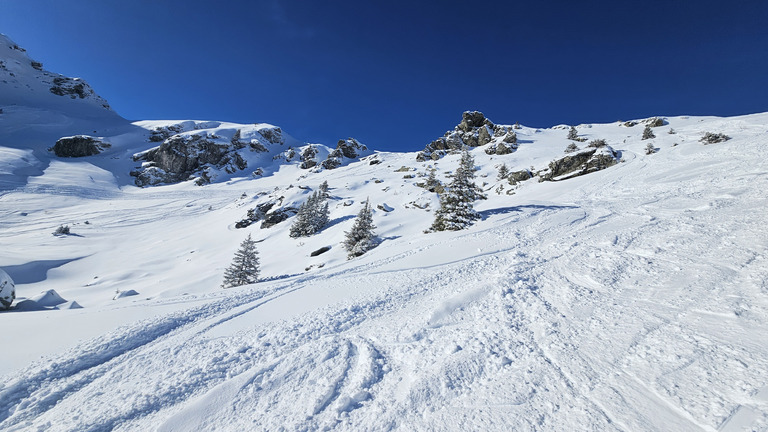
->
[1, 111, 767, 431]
[1, 35, 768, 431]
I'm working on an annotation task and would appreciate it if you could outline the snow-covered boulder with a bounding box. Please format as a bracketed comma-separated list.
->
[30, 289, 67, 307]
[540, 146, 619, 181]
[113, 289, 139, 300]
[51, 135, 110, 157]
[0, 268, 15, 309]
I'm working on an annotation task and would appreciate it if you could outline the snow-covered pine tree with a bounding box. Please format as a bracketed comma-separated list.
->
[429, 151, 486, 232]
[497, 163, 510, 181]
[289, 191, 330, 238]
[567, 126, 579, 141]
[343, 199, 377, 258]
[221, 234, 260, 288]
[318, 180, 329, 199]
[642, 125, 655, 140]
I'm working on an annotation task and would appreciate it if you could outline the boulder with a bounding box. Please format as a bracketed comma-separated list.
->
[0, 268, 15, 310]
[260, 207, 299, 228]
[507, 170, 533, 185]
[310, 246, 331, 257]
[541, 147, 619, 181]
[51, 135, 110, 157]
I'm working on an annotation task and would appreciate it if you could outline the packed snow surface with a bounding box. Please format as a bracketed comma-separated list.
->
[1, 111, 767, 431]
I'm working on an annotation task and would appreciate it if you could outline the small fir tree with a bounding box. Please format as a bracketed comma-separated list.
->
[343, 199, 377, 258]
[429, 151, 486, 232]
[567, 126, 579, 140]
[222, 234, 260, 288]
[645, 142, 656, 155]
[318, 180, 329, 199]
[565, 143, 579, 153]
[497, 163, 510, 181]
[642, 125, 655, 140]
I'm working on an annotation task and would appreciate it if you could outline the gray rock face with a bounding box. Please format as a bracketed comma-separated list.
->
[507, 170, 533, 185]
[260, 207, 298, 228]
[300, 146, 319, 169]
[131, 133, 247, 186]
[51, 135, 110, 157]
[49, 77, 107, 108]
[417, 111, 517, 161]
[541, 147, 619, 181]
[321, 138, 368, 170]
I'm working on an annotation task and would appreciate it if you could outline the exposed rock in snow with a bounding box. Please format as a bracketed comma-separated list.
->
[51, 135, 111, 157]
[0, 34, 112, 111]
[0, 268, 15, 309]
[417, 111, 517, 160]
[131, 133, 247, 186]
[320, 138, 370, 170]
[540, 146, 619, 181]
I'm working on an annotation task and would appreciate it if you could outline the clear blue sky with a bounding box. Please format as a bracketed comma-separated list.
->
[1, 0, 766, 152]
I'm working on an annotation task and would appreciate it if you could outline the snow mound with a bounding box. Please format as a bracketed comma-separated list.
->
[113, 290, 139, 300]
[56, 301, 83, 310]
[30, 289, 67, 307]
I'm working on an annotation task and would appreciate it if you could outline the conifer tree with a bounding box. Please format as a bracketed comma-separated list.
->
[497, 163, 510, 181]
[642, 125, 655, 140]
[567, 126, 579, 140]
[318, 180, 329, 199]
[343, 199, 377, 258]
[221, 234, 260, 288]
[429, 151, 486, 232]
[289, 191, 330, 238]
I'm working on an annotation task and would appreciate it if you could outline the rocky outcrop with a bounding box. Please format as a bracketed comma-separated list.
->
[51, 135, 110, 157]
[131, 133, 246, 186]
[300, 145, 319, 169]
[417, 111, 517, 160]
[507, 169, 533, 185]
[321, 138, 369, 170]
[540, 146, 619, 181]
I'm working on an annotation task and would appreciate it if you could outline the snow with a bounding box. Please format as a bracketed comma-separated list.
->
[1, 33, 768, 431]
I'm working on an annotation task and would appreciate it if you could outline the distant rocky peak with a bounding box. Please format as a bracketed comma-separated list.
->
[0, 33, 112, 111]
[457, 111, 494, 132]
[417, 111, 517, 161]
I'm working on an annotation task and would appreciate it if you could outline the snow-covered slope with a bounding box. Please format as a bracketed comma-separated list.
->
[1, 35, 767, 431]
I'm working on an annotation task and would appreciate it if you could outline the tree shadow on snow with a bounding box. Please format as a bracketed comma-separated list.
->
[479, 204, 578, 221]
[325, 214, 356, 230]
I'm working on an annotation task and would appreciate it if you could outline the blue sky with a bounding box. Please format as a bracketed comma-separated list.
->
[1, 0, 766, 152]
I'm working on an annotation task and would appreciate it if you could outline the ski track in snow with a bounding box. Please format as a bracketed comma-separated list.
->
[1, 115, 767, 431]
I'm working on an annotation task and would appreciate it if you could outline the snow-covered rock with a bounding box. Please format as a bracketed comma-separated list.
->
[30, 289, 67, 307]
[417, 111, 517, 160]
[51, 135, 111, 157]
[0, 268, 15, 309]
[113, 290, 139, 300]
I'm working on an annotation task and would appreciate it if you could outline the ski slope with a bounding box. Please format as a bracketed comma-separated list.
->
[1, 109, 767, 431]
